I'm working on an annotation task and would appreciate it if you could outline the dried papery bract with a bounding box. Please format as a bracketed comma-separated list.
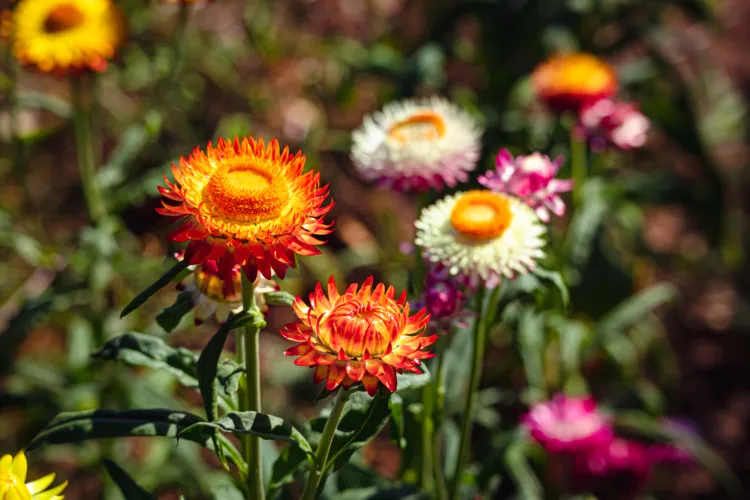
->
[282, 276, 436, 396]
[351, 97, 483, 193]
[158, 136, 333, 283]
[10, 0, 125, 74]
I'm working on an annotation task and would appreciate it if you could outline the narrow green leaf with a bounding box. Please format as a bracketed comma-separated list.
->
[156, 291, 195, 333]
[331, 485, 427, 500]
[92, 332, 243, 397]
[267, 442, 309, 498]
[533, 268, 569, 310]
[27, 409, 207, 451]
[210, 483, 245, 500]
[517, 308, 546, 402]
[395, 364, 430, 393]
[505, 440, 543, 500]
[593, 283, 678, 338]
[121, 259, 190, 318]
[103, 459, 156, 500]
[180, 411, 314, 457]
[264, 291, 295, 307]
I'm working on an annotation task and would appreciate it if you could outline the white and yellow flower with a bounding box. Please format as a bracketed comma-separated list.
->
[415, 190, 546, 287]
[351, 97, 482, 193]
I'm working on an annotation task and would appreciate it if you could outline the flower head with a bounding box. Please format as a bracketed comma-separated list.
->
[281, 276, 435, 396]
[351, 97, 482, 193]
[522, 395, 614, 454]
[574, 438, 651, 499]
[479, 149, 573, 222]
[579, 99, 650, 151]
[532, 53, 617, 113]
[0, 451, 67, 500]
[415, 190, 546, 288]
[178, 257, 278, 325]
[158, 137, 333, 283]
[10, 0, 125, 74]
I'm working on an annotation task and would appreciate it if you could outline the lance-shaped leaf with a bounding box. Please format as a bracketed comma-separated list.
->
[264, 291, 295, 307]
[592, 283, 678, 339]
[317, 391, 392, 474]
[92, 332, 243, 397]
[180, 411, 314, 458]
[121, 259, 190, 318]
[103, 459, 156, 500]
[156, 291, 195, 333]
[27, 409, 207, 451]
[505, 439, 543, 500]
[267, 443, 309, 499]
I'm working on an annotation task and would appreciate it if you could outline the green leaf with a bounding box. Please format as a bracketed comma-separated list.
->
[92, 332, 243, 397]
[532, 268, 569, 310]
[593, 283, 678, 338]
[156, 291, 195, 333]
[505, 440, 543, 500]
[267, 443, 309, 499]
[332, 485, 427, 500]
[210, 483, 245, 500]
[197, 313, 259, 424]
[27, 409, 208, 451]
[121, 259, 190, 318]
[517, 308, 546, 403]
[265, 291, 296, 307]
[320, 391, 392, 474]
[180, 411, 314, 457]
[0, 295, 55, 376]
[103, 459, 156, 500]
[395, 364, 430, 393]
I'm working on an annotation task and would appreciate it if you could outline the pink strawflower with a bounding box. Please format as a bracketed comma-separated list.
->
[579, 99, 650, 151]
[574, 438, 652, 499]
[478, 149, 573, 222]
[522, 395, 614, 454]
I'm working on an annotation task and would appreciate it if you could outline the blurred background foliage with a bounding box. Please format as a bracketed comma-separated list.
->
[2, 0, 750, 498]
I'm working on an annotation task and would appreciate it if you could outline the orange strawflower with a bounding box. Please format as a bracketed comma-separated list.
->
[282, 277, 435, 396]
[158, 137, 333, 282]
[531, 53, 617, 113]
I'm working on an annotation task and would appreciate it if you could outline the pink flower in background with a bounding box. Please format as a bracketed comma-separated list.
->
[578, 438, 651, 477]
[522, 395, 614, 454]
[579, 99, 650, 151]
[423, 268, 466, 320]
[479, 149, 573, 222]
[647, 418, 697, 465]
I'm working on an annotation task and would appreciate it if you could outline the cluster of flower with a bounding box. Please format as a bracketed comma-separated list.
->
[522, 395, 695, 497]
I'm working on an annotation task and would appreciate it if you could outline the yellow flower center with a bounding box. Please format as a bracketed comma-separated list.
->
[43, 3, 86, 33]
[203, 159, 290, 223]
[319, 301, 396, 358]
[387, 112, 446, 144]
[194, 265, 240, 302]
[450, 191, 513, 240]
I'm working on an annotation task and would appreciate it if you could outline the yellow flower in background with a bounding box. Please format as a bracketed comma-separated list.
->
[0, 451, 67, 500]
[282, 277, 435, 396]
[158, 137, 333, 283]
[415, 190, 546, 288]
[11, 0, 125, 74]
[531, 53, 617, 113]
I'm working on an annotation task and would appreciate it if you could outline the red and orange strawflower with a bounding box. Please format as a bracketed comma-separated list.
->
[158, 136, 333, 283]
[531, 53, 617, 113]
[281, 277, 436, 396]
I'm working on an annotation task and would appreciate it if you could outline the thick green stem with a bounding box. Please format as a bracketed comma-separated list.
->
[301, 389, 350, 500]
[449, 286, 487, 500]
[570, 125, 587, 208]
[241, 275, 265, 500]
[420, 377, 435, 493]
[432, 347, 449, 500]
[70, 76, 105, 222]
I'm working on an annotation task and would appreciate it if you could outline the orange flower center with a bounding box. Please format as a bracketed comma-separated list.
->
[387, 112, 446, 144]
[44, 3, 86, 33]
[203, 159, 290, 223]
[318, 300, 396, 358]
[534, 53, 616, 96]
[450, 191, 513, 240]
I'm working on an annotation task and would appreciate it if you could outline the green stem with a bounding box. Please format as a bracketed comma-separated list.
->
[432, 346, 448, 500]
[570, 125, 587, 208]
[449, 286, 487, 500]
[301, 389, 350, 500]
[70, 76, 105, 222]
[421, 376, 435, 493]
[241, 275, 265, 500]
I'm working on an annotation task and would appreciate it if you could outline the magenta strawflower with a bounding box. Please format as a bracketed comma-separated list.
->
[478, 149, 573, 222]
[579, 99, 650, 151]
[521, 395, 614, 454]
